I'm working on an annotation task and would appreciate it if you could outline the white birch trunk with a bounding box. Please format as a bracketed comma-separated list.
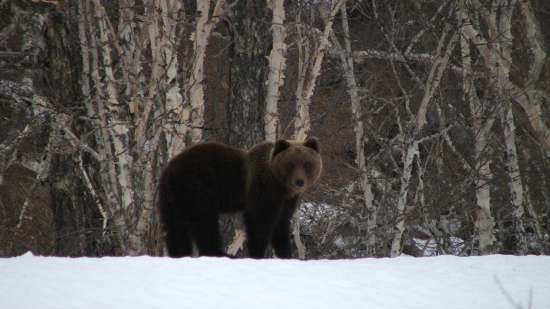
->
[293, 9, 308, 139]
[187, 0, 210, 145]
[416, 27, 457, 129]
[462, 0, 531, 253]
[389, 20, 457, 257]
[94, 0, 135, 219]
[518, 0, 546, 85]
[134, 130, 163, 253]
[458, 0, 496, 254]
[76, 0, 189, 254]
[146, 0, 187, 157]
[289, 0, 345, 257]
[84, 0, 122, 219]
[187, 0, 225, 145]
[118, 0, 142, 101]
[472, 120, 496, 254]
[77, 152, 108, 232]
[134, 1, 162, 150]
[331, 3, 376, 256]
[81, 0, 127, 252]
[497, 0, 528, 254]
[264, 0, 287, 142]
[162, 0, 185, 155]
[78, 0, 108, 164]
[118, 1, 162, 252]
[500, 100, 527, 253]
[462, 0, 550, 158]
[294, 0, 346, 140]
[390, 141, 418, 257]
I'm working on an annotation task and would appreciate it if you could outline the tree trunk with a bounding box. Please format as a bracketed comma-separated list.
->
[294, 0, 345, 140]
[461, 0, 550, 159]
[331, 4, 377, 256]
[495, 0, 528, 254]
[222, 0, 271, 256]
[457, 0, 497, 254]
[186, 0, 225, 145]
[389, 18, 457, 257]
[226, 0, 269, 148]
[264, 0, 287, 142]
[76, 0, 187, 254]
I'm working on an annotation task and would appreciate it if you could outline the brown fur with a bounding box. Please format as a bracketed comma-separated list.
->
[158, 138, 322, 258]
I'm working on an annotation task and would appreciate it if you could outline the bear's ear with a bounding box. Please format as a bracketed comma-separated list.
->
[273, 139, 291, 157]
[304, 137, 320, 153]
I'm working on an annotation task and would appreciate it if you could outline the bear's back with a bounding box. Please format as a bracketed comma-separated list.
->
[162, 142, 249, 212]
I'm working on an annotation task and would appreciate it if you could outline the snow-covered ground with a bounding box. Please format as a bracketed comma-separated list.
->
[1, 253, 549, 309]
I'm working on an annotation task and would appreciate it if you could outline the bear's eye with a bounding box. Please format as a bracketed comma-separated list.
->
[304, 162, 312, 173]
[286, 162, 295, 171]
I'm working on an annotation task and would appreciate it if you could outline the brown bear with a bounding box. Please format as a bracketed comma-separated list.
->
[158, 138, 322, 258]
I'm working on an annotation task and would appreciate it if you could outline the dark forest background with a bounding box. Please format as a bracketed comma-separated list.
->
[1, 0, 549, 258]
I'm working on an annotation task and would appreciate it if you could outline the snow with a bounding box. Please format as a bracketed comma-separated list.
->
[1, 253, 549, 309]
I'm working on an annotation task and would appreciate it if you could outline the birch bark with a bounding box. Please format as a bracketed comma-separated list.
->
[146, 0, 186, 157]
[457, 0, 496, 254]
[94, 0, 142, 253]
[226, 0, 270, 148]
[264, 0, 287, 142]
[500, 99, 528, 253]
[294, 0, 346, 140]
[77, 0, 108, 178]
[223, 0, 271, 256]
[93, 0, 135, 232]
[76, 0, 188, 254]
[460, 0, 540, 253]
[496, 0, 527, 253]
[82, 0, 125, 247]
[331, 3, 377, 256]
[162, 0, 186, 155]
[462, 0, 550, 158]
[187, 0, 226, 144]
[389, 23, 457, 257]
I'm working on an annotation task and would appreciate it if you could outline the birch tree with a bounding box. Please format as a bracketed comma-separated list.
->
[460, 0, 550, 159]
[148, 0, 186, 157]
[3, 0, 550, 258]
[492, 0, 528, 253]
[330, 3, 377, 256]
[264, 0, 287, 142]
[457, 0, 497, 254]
[227, 0, 271, 148]
[187, 0, 226, 145]
[75, 0, 188, 254]
[293, 0, 346, 140]
[221, 0, 273, 256]
[384, 8, 458, 257]
[459, 0, 545, 253]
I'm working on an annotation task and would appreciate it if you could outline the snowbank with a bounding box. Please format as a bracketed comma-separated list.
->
[1, 253, 549, 309]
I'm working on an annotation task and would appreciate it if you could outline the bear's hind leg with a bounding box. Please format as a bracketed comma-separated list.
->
[190, 213, 224, 257]
[165, 222, 193, 257]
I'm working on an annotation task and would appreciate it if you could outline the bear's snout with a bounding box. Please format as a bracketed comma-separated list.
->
[295, 179, 305, 187]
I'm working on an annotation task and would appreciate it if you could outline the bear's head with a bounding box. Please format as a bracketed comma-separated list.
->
[270, 137, 322, 195]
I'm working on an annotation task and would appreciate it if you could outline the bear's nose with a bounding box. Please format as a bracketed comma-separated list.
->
[295, 179, 305, 187]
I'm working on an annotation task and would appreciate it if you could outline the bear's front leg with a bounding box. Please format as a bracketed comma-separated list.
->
[271, 218, 291, 258]
[271, 198, 298, 259]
